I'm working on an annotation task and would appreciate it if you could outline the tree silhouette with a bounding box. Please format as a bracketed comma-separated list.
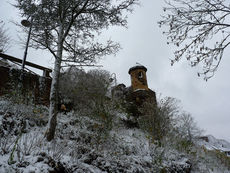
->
[159, 0, 230, 80]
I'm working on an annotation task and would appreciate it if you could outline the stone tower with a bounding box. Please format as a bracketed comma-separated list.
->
[128, 64, 148, 91]
[112, 64, 157, 117]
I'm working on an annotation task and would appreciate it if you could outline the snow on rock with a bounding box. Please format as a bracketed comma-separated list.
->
[197, 135, 230, 153]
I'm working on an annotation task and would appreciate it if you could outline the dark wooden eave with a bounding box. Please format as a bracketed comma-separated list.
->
[0, 52, 52, 77]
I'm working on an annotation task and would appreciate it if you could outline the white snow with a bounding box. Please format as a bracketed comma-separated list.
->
[1, 97, 230, 172]
[197, 135, 230, 153]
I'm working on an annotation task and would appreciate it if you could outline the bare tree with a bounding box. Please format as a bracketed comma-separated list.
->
[0, 21, 10, 53]
[14, 0, 138, 141]
[138, 97, 180, 140]
[176, 113, 203, 142]
[159, 0, 230, 80]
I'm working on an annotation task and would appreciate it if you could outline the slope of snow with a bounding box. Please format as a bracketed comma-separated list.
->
[0, 97, 230, 172]
[197, 135, 230, 153]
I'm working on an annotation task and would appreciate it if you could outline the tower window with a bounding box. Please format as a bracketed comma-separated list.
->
[138, 71, 143, 79]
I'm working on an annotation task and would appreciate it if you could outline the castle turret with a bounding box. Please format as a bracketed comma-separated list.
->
[128, 64, 148, 91]
[111, 64, 156, 117]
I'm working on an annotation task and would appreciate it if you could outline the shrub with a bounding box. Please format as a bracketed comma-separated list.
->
[138, 97, 179, 141]
[138, 96, 203, 151]
[59, 67, 111, 114]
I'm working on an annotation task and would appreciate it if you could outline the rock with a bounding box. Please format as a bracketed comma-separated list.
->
[16, 161, 30, 168]
[82, 153, 98, 164]
[28, 171, 35, 173]
[39, 152, 47, 157]
[36, 157, 44, 162]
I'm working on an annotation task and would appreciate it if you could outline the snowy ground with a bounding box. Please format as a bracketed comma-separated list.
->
[0, 97, 230, 172]
[197, 135, 230, 153]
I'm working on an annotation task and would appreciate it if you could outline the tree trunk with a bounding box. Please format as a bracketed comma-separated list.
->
[46, 25, 64, 141]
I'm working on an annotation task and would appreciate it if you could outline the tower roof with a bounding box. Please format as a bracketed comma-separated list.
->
[128, 64, 147, 74]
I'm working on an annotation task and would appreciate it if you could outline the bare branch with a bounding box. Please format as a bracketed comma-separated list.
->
[0, 22, 11, 53]
[159, 0, 230, 79]
[14, 0, 139, 141]
[62, 0, 90, 41]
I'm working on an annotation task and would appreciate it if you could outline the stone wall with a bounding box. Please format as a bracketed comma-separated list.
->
[112, 84, 157, 117]
[126, 89, 157, 107]
[0, 66, 51, 106]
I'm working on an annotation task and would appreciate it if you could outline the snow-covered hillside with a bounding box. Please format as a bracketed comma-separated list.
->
[0, 97, 230, 173]
[197, 135, 230, 156]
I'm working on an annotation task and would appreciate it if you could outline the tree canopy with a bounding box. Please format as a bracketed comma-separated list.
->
[15, 0, 139, 141]
[159, 0, 230, 80]
[15, 0, 138, 66]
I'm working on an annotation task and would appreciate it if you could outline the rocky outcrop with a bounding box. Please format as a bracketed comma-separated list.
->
[112, 84, 157, 117]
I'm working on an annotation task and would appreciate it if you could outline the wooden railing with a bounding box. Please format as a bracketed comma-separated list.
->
[0, 52, 52, 77]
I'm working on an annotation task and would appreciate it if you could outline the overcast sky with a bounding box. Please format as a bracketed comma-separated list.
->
[1, 0, 230, 141]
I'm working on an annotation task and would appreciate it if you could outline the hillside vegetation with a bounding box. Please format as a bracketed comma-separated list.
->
[0, 68, 230, 173]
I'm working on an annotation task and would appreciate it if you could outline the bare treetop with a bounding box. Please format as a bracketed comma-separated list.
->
[15, 0, 138, 66]
[159, 0, 230, 80]
[14, 0, 139, 141]
[0, 21, 10, 53]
